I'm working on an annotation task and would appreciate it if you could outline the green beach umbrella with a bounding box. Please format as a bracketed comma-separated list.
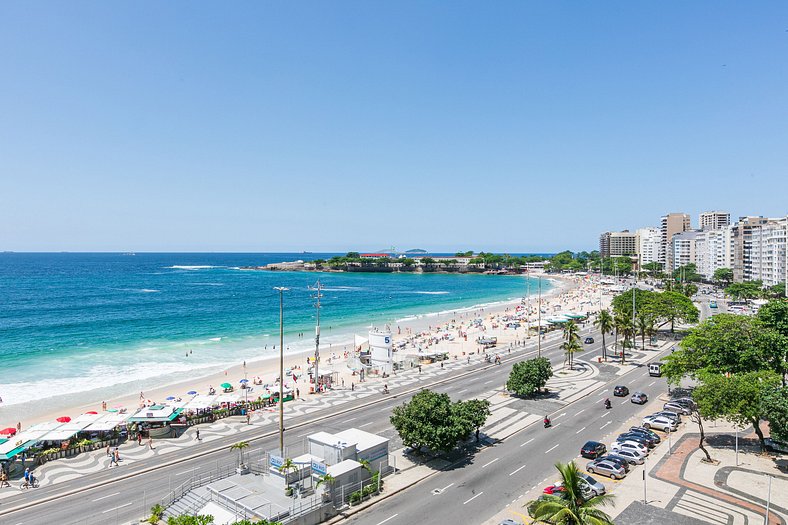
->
[220, 382, 232, 389]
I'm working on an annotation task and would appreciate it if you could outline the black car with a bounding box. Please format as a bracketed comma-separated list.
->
[580, 440, 607, 459]
[598, 454, 630, 473]
[613, 385, 629, 397]
[629, 427, 661, 443]
[617, 432, 656, 448]
[584, 337, 594, 344]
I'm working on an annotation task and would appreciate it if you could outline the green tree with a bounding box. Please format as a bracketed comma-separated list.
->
[506, 357, 553, 397]
[390, 390, 467, 454]
[757, 300, 788, 338]
[762, 386, 788, 444]
[636, 314, 656, 350]
[454, 398, 492, 442]
[400, 257, 415, 268]
[594, 310, 614, 361]
[642, 261, 663, 273]
[230, 441, 249, 467]
[653, 291, 699, 332]
[693, 371, 780, 451]
[525, 461, 615, 525]
[725, 281, 763, 301]
[673, 263, 702, 283]
[315, 473, 335, 491]
[148, 504, 164, 524]
[713, 267, 734, 286]
[346, 252, 360, 259]
[765, 284, 786, 299]
[561, 337, 583, 370]
[278, 457, 297, 477]
[166, 516, 214, 525]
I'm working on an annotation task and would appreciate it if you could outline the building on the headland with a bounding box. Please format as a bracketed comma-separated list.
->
[699, 211, 731, 231]
[742, 217, 788, 287]
[660, 213, 692, 270]
[671, 230, 702, 271]
[599, 230, 637, 259]
[695, 227, 733, 280]
[636, 227, 661, 268]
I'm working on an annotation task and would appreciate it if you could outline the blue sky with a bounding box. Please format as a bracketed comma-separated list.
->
[1, 2, 787, 253]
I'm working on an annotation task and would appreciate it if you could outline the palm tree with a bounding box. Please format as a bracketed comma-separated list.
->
[230, 441, 249, 468]
[563, 320, 580, 344]
[358, 459, 372, 475]
[525, 461, 615, 525]
[561, 337, 583, 370]
[278, 457, 297, 477]
[594, 310, 613, 361]
[315, 472, 335, 490]
[636, 314, 656, 349]
[614, 314, 632, 364]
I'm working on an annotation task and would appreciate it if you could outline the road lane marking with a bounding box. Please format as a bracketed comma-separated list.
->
[600, 421, 612, 429]
[553, 423, 561, 428]
[92, 492, 120, 502]
[175, 467, 201, 476]
[621, 399, 629, 405]
[520, 438, 535, 447]
[554, 412, 567, 419]
[575, 426, 587, 434]
[102, 502, 133, 514]
[359, 421, 374, 428]
[440, 482, 454, 491]
[545, 444, 559, 454]
[482, 458, 499, 468]
[463, 492, 484, 505]
[484, 380, 494, 385]
[648, 381, 656, 386]
[458, 389, 468, 393]
[344, 417, 358, 424]
[575, 409, 585, 416]
[375, 514, 398, 525]
[597, 389, 608, 396]
[509, 465, 527, 476]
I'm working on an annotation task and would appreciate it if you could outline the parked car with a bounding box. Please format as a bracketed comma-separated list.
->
[598, 454, 630, 472]
[670, 398, 696, 410]
[610, 440, 648, 457]
[663, 402, 692, 415]
[499, 520, 524, 525]
[584, 337, 594, 344]
[506, 323, 521, 329]
[552, 474, 605, 497]
[631, 391, 648, 405]
[579, 474, 606, 496]
[617, 432, 656, 447]
[580, 440, 607, 459]
[586, 459, 626, 480]
[613, 385, 629, 397]
[542, 484, 567, 495]
[629, 427, 661, 443]
[642, 415, 678, 432]
[654, 411, 682, 424]
[606, 449, 644, 465]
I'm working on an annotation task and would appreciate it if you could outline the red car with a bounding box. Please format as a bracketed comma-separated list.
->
[543, 484, 567, 495]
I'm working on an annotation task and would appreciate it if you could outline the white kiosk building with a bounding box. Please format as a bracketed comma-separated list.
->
[368, 329, 393, 375]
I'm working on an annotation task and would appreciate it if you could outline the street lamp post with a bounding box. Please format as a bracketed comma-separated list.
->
[274, 286, 289, 454]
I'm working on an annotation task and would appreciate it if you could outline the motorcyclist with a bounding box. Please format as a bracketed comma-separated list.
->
[543, 415, 551, 427]
[382, 384, 389, 394]
[604, 398, 611, 409]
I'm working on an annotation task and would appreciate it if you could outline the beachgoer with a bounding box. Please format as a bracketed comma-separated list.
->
[296, 388, 300, 399]
[351, 383, 355, 391]
[0, 470, 9, 488]
[137, 433, 143, 446]
[196, 429, 200, 441]
[106, 445, 111, 457]
[246, 413, 251, 425]
[148, 437, 154, 450]
[16, 422, 21, 432]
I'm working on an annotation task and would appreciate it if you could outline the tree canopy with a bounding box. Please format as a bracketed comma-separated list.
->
[506, 357, 553, 396]
[713, 267, 734, 285]
[390, 390, 491, 453]
[725, 281, 763, 301]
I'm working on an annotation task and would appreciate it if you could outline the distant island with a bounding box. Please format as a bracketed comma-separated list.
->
[404, 249, 427, 254]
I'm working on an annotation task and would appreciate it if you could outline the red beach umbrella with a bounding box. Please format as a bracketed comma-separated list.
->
[0, 427, 16, 436]
[56, 416, 71, 423]
[85, 411, 98, 415]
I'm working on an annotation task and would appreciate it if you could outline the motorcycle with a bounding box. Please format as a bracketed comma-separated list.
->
[604, 399, 611, 410]
[543, 418, 551, 428]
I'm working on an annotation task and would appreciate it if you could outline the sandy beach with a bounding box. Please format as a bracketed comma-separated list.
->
[3, 273, 608, 433]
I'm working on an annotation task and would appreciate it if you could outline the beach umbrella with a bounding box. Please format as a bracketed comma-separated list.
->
[107, 409, 118, 413]
[0, 428, 16, 436]
[187, 390, 197, 395]
[239, 379, 249, 383]
[165, 396, 176, 401]
[220, 382, 232, 389]
[56, 416, 71, 423]
[85, 411, 98, 415]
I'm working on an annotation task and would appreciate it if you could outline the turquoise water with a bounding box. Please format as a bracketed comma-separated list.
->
[0, 253, 548, 415]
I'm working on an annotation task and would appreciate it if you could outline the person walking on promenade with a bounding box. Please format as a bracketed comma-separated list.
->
[114, 448, 120, 464]
[0, 469, 9, 488]
[137, 432, 143, 446]
[147, 437, 154, 450]
[108, 453, 117, 468]
[296, 388, 300, 399]
[246, 413, 251, 425]
[195, 429, 200, 441]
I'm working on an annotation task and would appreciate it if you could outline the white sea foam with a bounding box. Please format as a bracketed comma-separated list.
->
[140, 289, 160, 293]
[208, 337, 222, 341]
[411, 291, 449, 295]
[166, 265, 222, 270]
[187, 283, 224, 286]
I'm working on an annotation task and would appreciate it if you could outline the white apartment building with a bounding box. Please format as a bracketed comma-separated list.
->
[671, 231, 702, 271]
[747, 217, 788, 287]
[699, 211, 731, 231]
[600, 230, 637, 258]
[695, 227, 733, 280]
[636, 227, 660, 267]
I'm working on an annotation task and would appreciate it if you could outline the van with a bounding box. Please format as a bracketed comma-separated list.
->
[648, 362, 662, 377]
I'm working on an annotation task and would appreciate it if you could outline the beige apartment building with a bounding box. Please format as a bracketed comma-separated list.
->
[660, 213, 691, 270]
[699, 211, 731, 231]
[599, 230, 637, 258]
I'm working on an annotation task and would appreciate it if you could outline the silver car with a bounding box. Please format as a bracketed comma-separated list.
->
[586, 459, 626, 480]
[663, 402, 692, 415]
[607, 449, 644, 465]
[642, 415, 678, 432]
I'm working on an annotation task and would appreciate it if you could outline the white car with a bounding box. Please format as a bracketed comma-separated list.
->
[611, 440, 648, 457]
[642, 415, 678, 432]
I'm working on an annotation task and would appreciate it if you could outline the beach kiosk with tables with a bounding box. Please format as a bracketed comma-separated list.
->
[128, 405, 183, 438]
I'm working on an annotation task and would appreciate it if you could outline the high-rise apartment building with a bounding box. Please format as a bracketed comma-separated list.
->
[671, 231, 702, 271]
[660, 213, 691, 270]
[636, 227, 661, 268]
[696, 227, 733, 280]
[600, 230, 637, 258]
[731, 216, 769, 283]
[699, 211, 731, 231]
[745, 217, 787, 287]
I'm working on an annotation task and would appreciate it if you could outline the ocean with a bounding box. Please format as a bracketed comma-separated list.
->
[0, 253, 550, 419]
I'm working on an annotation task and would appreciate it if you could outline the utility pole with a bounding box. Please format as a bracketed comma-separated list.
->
[274, 286, 289, 454]
[537, 276, 542, 357]
[309, 280, 323, 394]
[526, 276, 531, 339]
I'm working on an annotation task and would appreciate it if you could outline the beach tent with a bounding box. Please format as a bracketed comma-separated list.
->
[127, 405, 183, 423]
[84, 413, 131, 432]
[0, 427, 53, 460]
[182, 395, 219, 410]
